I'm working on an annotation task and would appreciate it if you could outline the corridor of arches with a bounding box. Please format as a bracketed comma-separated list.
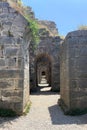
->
[35, 54, 52, 93]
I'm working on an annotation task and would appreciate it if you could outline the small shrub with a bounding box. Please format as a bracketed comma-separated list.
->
[78, 25, 87, 30]
[18, 0, 23, 7]
[25, 15, 40, 45]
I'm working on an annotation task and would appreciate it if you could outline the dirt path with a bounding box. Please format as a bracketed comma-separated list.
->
[0, 87, 87, 130]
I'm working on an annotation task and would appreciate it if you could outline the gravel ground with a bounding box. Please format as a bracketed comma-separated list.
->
[0, 87, 87, 130]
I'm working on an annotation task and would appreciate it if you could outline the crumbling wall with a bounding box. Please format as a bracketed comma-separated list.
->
[0, 1, 30, 114]
[30, 25, 62, 92]
[60, 30, 87, 113]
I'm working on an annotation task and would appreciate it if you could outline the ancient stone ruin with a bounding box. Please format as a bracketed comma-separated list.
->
[29, 21, 62, 92]
[0, 0, 87, 115]
[60, 30, 87, 114]
[0, 0, 30, 114]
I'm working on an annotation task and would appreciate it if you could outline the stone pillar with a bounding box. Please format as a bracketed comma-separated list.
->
[0, 1, 30, 115]
[59, 30, 87, 115]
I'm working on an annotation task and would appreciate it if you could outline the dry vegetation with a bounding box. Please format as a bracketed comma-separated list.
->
[7, 0, 25, 16]
[38, 23, 56, 36]
[78, 25, 87, 30]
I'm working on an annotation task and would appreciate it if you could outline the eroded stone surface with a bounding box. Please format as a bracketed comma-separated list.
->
[29, 25, 62, 92]
[0, 0, 30, 114]
[60, 30, 87, 113]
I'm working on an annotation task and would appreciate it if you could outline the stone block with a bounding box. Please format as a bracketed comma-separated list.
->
[9, 7, 16, 13]
[18, 58, 24, 68]
[70, 97, 87, 109]
[75, 79, 87, 89]
[1, 90, 23, 97]
[0, 59, 5, 66]
[7, 58, 17, 67]
[79, 47, 87, 56]
[14, 102, 23, 114]
[1, 96, 22, 103]
[0, 8, 2, 13]
[0, 2, 9, 8]
[68, 47, 79, 58]
[76, 57, 87, 71]
[0, 70, 24, 78]
[0, 101, 14, 110]
[0, 79, 15, 89]
[70, 90, 87, 99]
[5, 47, 18, 57]
[0, 37, 16, 45]
[14, 79, 24, 89]
[3, 7, 8, 13]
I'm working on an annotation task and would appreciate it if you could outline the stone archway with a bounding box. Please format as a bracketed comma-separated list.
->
[35, 53, 52, 89]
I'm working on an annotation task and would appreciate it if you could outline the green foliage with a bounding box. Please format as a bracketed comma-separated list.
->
[24, 14, 40, 48]
[0, 109, 17, 117]
[21, 0, 40, 48]
[78, 25, 87, 30]
[15, 0, 40, 49]
[23, 102, 31, 115]
[29, 19, 40, 44]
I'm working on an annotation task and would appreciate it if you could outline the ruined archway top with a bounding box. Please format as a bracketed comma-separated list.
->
[66, 30, 87, 39]
[35, 53, 52, 62]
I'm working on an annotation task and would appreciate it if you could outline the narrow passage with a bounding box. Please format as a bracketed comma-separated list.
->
[0, 87, 87, 130]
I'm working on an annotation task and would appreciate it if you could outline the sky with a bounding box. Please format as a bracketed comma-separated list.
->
[22, 0, 87, 36]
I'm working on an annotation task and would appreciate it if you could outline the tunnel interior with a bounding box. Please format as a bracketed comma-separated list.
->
[36, 54, 51, 88]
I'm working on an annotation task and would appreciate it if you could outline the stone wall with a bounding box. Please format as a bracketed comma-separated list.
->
[29, 26, 62, 92]
[29, 42, 36, 92]
[0, 1, 30, 114]
[60, 30, 87, 113]
[37, 20, 58, 36]
[36, 54, 51, 86]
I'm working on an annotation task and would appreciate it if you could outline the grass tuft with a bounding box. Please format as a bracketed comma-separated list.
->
[23, 102, 31, 115]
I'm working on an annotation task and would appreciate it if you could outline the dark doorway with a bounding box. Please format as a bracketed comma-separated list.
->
[42, 71, 46, 76]
[36, 54, 51, 89]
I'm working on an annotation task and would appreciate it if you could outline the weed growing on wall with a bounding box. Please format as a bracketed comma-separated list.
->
[78, 25, 87, 30]
[12, 0, 40, 49]
[24, 14, 40, 49]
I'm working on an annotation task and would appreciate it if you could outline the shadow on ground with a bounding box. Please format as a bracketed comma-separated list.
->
[30, 86, 59, 95]
[48, 104, 87, 125]
[0, 117, 19, 129]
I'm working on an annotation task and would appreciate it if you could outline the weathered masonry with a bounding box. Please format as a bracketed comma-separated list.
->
[1, 0, 87, 116]
[29, 21, 62, 92]
[59, 30, 87, 114]
[0, 1, 30, 114]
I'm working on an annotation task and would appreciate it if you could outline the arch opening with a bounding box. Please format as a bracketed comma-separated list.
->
[42, 71, 46, 76]
[36, 54, 52, 88]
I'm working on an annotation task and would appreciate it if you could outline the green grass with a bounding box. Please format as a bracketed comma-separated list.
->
[23, 102, 31, 115]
